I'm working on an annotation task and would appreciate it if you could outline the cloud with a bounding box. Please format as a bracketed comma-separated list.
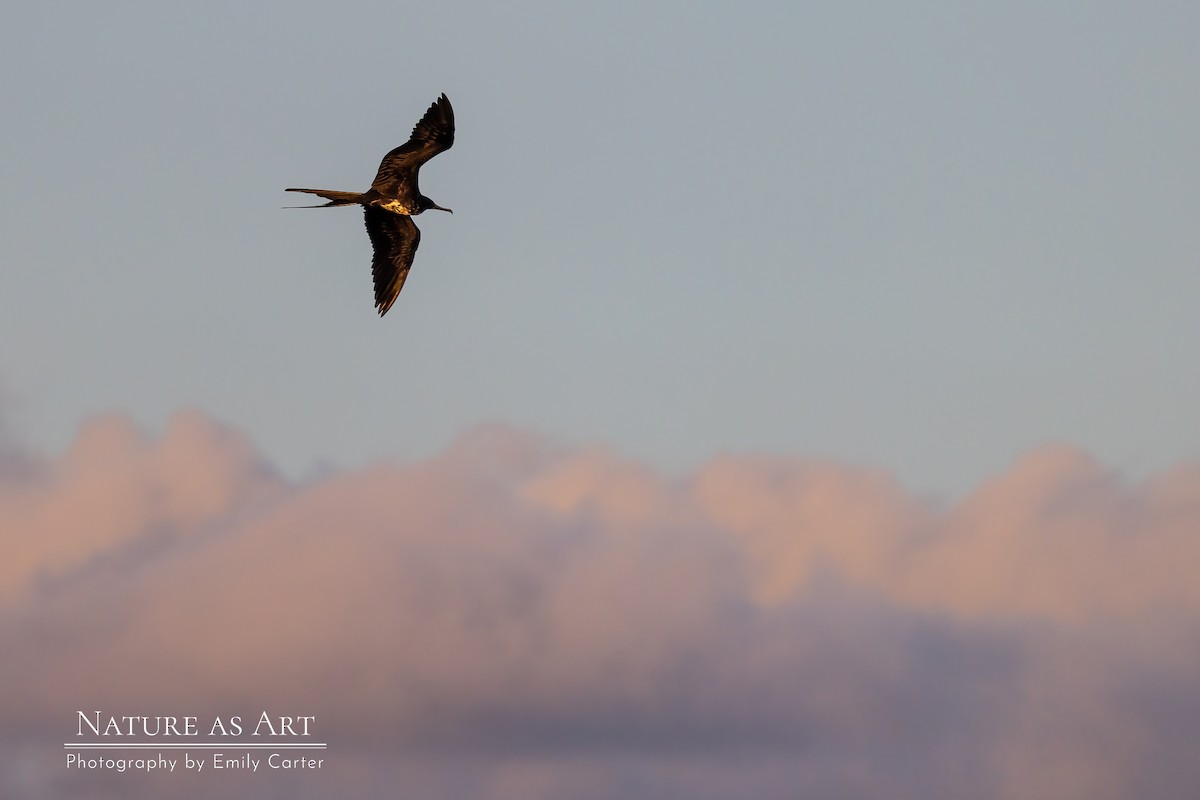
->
[0, 411, 283, 604]
[1, 413, 1198, 798]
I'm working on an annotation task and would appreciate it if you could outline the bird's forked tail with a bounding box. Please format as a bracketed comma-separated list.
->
[283, 188, 365, 208]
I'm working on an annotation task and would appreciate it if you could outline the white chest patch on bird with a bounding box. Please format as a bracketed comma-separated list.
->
[378, 199, 414, 215]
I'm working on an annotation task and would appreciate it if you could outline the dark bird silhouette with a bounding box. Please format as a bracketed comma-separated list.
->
[286, 93, 455, 316]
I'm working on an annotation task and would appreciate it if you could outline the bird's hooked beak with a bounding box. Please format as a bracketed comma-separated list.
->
[432, 203, 453, 214]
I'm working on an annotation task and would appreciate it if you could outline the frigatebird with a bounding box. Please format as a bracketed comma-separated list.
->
[286, 93, 455, 316]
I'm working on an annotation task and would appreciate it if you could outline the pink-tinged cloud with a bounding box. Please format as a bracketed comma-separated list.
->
[1, 412, 1198, 799]
[0, 411, 283, 605]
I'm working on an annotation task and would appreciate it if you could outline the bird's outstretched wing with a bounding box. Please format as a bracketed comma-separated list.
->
[370, 94, 455, 194]
[364, 206, 421, 316]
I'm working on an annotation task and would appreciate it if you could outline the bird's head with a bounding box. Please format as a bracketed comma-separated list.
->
[420, 195, 453, 214]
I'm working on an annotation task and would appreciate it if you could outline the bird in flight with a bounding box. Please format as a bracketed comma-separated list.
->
[286, 93, 455, 316]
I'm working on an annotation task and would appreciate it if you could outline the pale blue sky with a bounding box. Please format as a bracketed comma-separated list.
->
[1, 1, 1196, 497]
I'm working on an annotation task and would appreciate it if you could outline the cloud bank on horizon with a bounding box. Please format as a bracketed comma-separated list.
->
[1, 410, 1198, 799]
